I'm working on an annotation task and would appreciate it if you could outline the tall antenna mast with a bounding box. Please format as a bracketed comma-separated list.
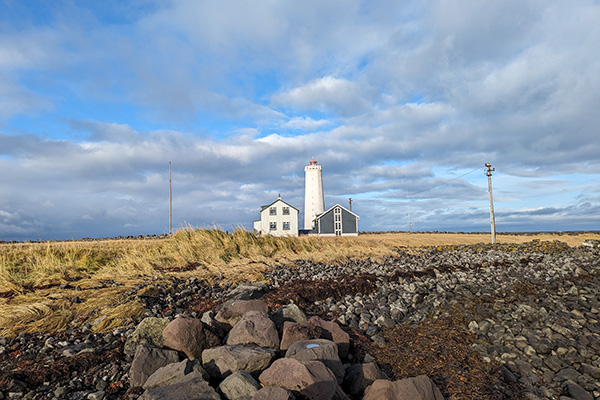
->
[485, 163, 496, 244]
[169, 161, 172, 235]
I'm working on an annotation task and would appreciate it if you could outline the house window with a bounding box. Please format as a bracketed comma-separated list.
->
[269, 222, 277, 230]
[269, 207, 277, 215]
[334, 207, 342, 236]
[283, 207, 290, 215]
[334, 207, 342, 222]
[283, 221, 290, 230]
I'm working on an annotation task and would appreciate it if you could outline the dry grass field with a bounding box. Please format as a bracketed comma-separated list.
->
[1, 229, 598, 337]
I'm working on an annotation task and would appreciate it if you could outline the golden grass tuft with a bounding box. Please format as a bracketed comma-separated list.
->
[0, 300, 73, 337]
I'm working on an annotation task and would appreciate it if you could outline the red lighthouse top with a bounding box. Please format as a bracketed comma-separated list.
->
[309, 157, 317, 165]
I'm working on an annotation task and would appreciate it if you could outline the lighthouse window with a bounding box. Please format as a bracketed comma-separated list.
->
[269, 207, 277, 215]
[283, 221, 290, 230]
[283, 207, 290, 215]
[269, 222, 277, 230]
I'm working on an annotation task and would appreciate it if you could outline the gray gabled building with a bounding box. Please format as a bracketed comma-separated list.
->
[309, 204, 359, 236]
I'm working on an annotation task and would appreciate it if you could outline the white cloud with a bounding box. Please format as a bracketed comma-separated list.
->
[272, 76, 373, 116]
[281, 117, 331, 131]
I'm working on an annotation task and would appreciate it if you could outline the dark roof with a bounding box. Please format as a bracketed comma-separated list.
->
[315, 203, 360, 220]
[260, 198, 299, 212]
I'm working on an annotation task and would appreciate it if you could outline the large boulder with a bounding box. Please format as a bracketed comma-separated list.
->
[218, 371, 261, 400]
[285, 339, 344, 384]
[215, 300, 269, 329]
[143, 359, 208, 389]
[124, 317, 170, 357]
[363, 376, 444, 400]
[308, 316, 350, 358]
[140, 370, 220, 400]
[202, 345, 275, 378]
[280, 321, 322, 351]
[226, 311, 280, 349]
[259, 358, 348, 400]
[129, 345, 180, 388]
[342, 362, 388, 397]
[162, 316, 220, 360]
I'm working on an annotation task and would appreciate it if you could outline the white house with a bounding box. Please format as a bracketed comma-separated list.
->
[253, 196, 299, 237]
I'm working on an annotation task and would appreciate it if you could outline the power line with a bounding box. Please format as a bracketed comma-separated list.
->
[405, 166, 482, 232]
[406, 166, 481, 198]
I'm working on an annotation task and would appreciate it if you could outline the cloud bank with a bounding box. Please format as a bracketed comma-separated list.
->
[0, 0, 599, 240]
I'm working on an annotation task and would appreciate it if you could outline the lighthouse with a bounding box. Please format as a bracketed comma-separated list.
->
[304, 157, 325, 229]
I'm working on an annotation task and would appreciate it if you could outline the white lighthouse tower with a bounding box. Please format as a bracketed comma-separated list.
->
[304, 157, 325, 230]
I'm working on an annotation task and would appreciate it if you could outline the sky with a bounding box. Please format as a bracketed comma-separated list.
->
[1, 0, 599, 241]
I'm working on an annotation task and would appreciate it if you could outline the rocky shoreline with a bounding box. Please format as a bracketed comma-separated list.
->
[1, 240, 599, 399]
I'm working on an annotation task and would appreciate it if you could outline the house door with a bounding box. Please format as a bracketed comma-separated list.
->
[334, 207, 342, 236]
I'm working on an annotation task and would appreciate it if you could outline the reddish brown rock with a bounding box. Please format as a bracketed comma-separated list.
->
[259, 358, 348, 400]
[363, 376, 444, 400]
[280, 321, 322, 351]
[162, 316, 220, 360]
[226, 311, 279, 349]
[308, 316, 350, 358]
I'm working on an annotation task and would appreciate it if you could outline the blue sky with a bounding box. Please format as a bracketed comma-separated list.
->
[1, 0, 599, 241]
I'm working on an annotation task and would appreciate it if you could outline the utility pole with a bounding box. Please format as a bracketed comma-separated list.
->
[348, 198, 352, 212]
[485, 163, 496, 244]
[169, 161, 172, 235]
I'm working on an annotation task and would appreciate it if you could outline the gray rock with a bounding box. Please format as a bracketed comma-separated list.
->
[544, 355, 567, 372]
[225, 283, 267, 301]
[124, 317, 169, 357]
[500, 366, 517, 383]
[87, 392, 105, 400]
[215, 300, 269, 328]
[218, 371, 261, 400]
[374, 315, 395, 328]
[271, 303, 308, 331]
[285, 339, 345, 383]
[202, 345, 275, 378]
[564, 383, 593, 400]
[143, 359, 207, 389]
[343, 362, 388, 397]
[554, 368, 580, 382]
[129, 345, 180, 388]
[580, 363, 600, 379]
[140, 370, 220, 400]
